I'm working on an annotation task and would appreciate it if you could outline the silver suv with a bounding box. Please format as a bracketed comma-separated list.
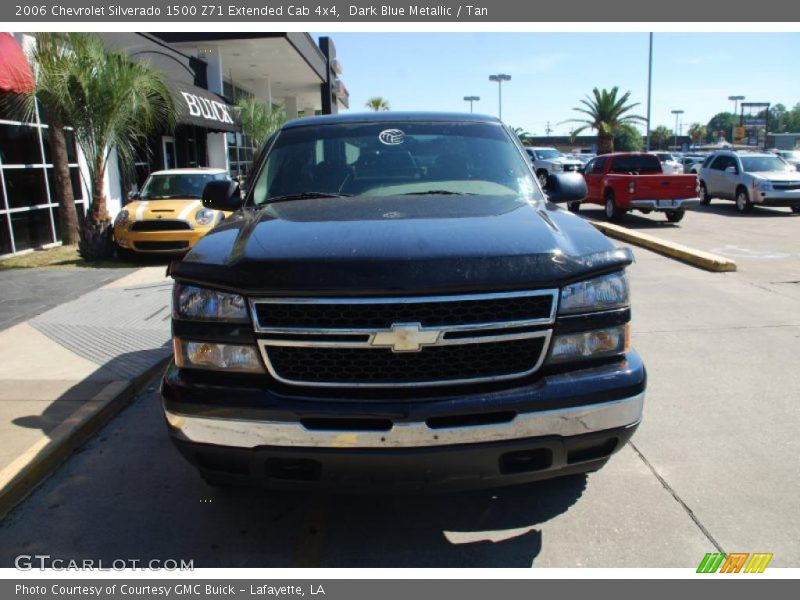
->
[698, 150, 800, 214]
[525, 147, 583, 188]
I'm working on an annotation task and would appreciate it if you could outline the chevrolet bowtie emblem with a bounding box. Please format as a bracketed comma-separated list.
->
[370, 322, 441, 352]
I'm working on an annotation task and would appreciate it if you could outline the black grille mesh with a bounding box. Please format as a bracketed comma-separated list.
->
[130, 220, 191, 231]
[266, 337, 546, 385]
[255, 294, 553, 329]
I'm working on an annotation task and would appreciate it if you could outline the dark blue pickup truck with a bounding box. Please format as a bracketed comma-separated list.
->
[162, 112, 646, 491]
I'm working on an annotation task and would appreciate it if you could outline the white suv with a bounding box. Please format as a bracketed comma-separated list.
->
[525, 147, 583, 188]
[698, 150, 800, 213]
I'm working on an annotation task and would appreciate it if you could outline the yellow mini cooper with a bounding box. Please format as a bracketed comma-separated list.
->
[113, 168, 233, 257]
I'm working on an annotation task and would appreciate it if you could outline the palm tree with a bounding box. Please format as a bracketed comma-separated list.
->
[561, 87, 645, 154]
[687, 123, 707, 146]
[509, 126, 532, 145]
[39, 33, 175, 259]
[16, 33, 81, 245]
[650, 126, 673, 150]
[235, 97, 286, 162]
[365, 96, 390, 112]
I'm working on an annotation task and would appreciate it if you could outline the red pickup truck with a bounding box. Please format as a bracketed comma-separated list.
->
[577, 153, 700, 222]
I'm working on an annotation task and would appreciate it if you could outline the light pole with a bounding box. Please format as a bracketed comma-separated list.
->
[671, 109, 684, 150]
[488, 74, 511, 121]
[728, 95, 744, 142]
[646, 32, 653, 151]
[463, 95, 480, 113]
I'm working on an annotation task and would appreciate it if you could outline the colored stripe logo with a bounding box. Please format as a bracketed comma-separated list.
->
[697, 552, 773, 573]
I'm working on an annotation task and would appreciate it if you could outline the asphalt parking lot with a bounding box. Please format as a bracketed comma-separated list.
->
[0, 204, 798, 568]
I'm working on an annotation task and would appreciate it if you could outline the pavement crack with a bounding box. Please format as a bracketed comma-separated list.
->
[628, 441, 724, 553]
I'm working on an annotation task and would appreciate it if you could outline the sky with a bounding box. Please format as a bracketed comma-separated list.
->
[312, 32, 800, 136]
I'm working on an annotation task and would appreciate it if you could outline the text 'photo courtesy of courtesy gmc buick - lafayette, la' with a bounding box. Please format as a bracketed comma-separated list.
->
[162, 113, 647, 491]
[579, 152, 700, 223]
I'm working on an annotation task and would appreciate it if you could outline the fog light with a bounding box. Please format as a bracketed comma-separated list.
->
[547, 324, 630, 364]
[173, 338, 264, 373]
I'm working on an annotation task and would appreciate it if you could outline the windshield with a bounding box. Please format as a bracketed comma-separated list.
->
[655, 153, 675, 161]
[740, 156, 794, 173]
[609, 155, 662, 174]
[251, 121, 542, 204]
[534, 149, 562, 160]
[140, 173, 229, 200]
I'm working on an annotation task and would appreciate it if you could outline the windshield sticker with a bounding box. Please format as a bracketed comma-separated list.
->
[378, 129, 405, 145]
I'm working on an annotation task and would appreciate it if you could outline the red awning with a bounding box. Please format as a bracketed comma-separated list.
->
[0, 33, 35, 94]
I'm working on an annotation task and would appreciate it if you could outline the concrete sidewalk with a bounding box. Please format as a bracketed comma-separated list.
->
[0, 266, 173, 517]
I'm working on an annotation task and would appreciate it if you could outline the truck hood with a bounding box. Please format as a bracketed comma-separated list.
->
[173, 194, 631, 295]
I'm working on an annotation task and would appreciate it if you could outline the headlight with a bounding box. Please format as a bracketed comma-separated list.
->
[195, 208, 216, 226]
[547, 324, 630, 364]
[551, 163, 563, 171]
[559, 271, 629, 315]
[173, 284, 249, 322]
[754, 180, 771, 191]
[173, 339, 264, 373]
[114, 209, 130, 228]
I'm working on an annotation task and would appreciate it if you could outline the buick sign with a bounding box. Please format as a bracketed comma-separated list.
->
[180, 92, 234, 125]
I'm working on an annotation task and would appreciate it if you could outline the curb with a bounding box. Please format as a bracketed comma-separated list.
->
[589, 220, 737, 272]
[0, 357, 170, 521]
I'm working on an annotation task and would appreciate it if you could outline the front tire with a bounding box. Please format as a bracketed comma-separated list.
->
[604, 191, 624, 222]
[735, 188, 753, 213]
[699, 181, 711, 205]
[665, 209, 685, 223]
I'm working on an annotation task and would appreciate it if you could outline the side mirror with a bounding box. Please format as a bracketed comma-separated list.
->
[546, 172, 587, 203]
[725, 165, 738, 174]
[127, 190, 140, 201]
[202, 180, 243, 212]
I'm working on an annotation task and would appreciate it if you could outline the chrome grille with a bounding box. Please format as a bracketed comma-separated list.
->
[250, 290, 556, 388]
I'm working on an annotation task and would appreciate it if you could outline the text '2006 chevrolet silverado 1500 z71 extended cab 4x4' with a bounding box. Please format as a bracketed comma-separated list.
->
[580, 152, 700, 223]
[162, 113, 647, 491]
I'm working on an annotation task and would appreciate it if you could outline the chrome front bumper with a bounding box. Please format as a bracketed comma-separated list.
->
[164, 392, 644, 450]
[629, 197, 701, 210]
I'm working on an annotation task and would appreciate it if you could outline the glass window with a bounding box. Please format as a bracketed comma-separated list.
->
[710, 156, 732, 171]
[592, 157, 608, 174]
[532, 148, 562, 160]
[45, 167, 85, 205]
[741, 156, 793, 173]
[0, 124, 43, 165]
[41, 127, 80, 165]
[51, 203, 85, 242]
[609, 155, 662, 174]
[3, 168, 49, 208]
[0, 215, 12, 255]
[10, 208, 53, 251]
[251, 121, 541, 203]
[139, 172, 230, 200]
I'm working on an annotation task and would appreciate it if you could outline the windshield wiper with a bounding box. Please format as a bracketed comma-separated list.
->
[400, 190, 477, 196]
[265, 192, 353, 204]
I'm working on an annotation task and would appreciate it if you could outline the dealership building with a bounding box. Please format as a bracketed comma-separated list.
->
[0, 32, 348, 257]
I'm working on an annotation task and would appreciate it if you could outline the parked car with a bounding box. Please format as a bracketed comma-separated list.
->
[649, 152, 682, 174]
[572, 153, 596, 172]
[772, 149, 800, 171]
[680, 154, 707, 174]
[698, 150, 800, 213]
[113, 168, 233, 257]
[163, 112, 646, 491]
[580, 152, 700, 222]
[525, 146, 584, 187]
